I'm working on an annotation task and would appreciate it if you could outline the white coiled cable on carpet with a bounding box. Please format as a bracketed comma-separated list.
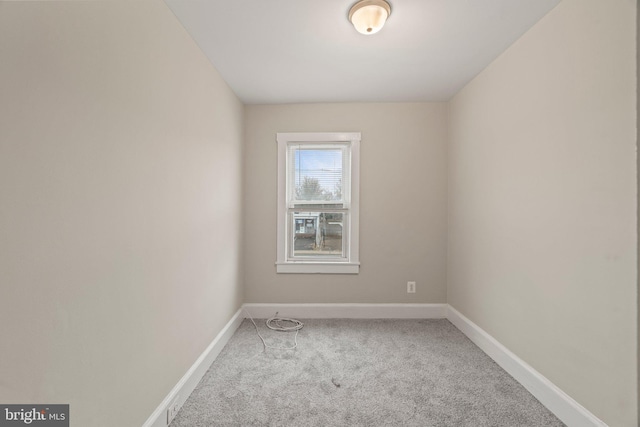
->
[246, 311, 304, 350]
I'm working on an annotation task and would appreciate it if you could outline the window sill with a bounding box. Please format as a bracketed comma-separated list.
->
[276, 262, 360, 274]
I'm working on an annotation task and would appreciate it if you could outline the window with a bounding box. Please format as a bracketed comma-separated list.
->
[276, 132, 360, 274]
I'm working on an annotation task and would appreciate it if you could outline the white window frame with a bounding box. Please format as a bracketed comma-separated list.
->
[276, 132, 360, 274]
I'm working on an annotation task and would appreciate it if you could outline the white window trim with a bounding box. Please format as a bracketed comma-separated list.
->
[276, 132, 360, 274]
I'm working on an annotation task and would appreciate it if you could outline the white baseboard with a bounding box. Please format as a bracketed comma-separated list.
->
[446, 305, 607, 427]
[242, 303, 448, 319]
[141, 308, 245, 427]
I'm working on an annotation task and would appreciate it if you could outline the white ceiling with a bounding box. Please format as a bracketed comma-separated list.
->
[164, 0, 561, 104]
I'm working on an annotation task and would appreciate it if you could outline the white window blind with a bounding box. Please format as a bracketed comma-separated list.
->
[287, 144, 350, 207]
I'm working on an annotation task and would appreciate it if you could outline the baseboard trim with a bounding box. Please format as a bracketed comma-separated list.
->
[446, 305, 607, 427]
[242, 303, 448, 319]
[141, 308, 245, 427]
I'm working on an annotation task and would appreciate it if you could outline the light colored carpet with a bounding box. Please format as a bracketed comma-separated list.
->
[170, 319, 564, 426]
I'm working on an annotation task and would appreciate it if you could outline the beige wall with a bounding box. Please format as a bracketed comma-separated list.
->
[0, 2, 244, 426]
[243, 103, 447, 303]
[447, 0, 637, 426]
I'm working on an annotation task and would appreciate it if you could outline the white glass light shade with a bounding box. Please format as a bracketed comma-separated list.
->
[348, 0, 391, 35]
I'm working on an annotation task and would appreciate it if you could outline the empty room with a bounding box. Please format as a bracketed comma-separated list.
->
[0, 0, 637, 426]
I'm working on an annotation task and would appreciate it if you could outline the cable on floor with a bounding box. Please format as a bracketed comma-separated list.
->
[245, 310, 304, 351]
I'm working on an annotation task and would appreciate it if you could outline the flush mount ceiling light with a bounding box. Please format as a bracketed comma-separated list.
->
[348, 0, 391, 35]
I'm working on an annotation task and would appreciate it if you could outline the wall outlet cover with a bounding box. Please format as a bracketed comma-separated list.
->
[407, 281, 416, 293]
[167, 396, 181, 425]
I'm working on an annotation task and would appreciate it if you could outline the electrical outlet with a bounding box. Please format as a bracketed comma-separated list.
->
[167, 396, 181, 425]
[407, 281, 416, 293]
